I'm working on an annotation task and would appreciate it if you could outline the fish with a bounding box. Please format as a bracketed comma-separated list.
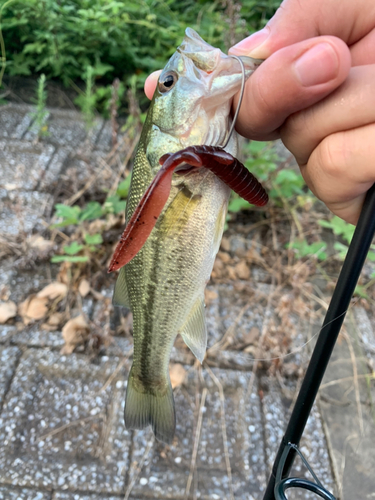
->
[112, 28, 262, 443]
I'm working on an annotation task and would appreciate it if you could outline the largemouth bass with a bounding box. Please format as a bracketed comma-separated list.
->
[113, 28, 261, 443]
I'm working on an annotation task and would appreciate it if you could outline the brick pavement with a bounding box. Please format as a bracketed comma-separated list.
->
[0, 102, 374, 499]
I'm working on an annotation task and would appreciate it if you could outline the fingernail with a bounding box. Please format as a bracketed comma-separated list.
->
[294, 43, 339, 87]
[229, 28, 271, 58]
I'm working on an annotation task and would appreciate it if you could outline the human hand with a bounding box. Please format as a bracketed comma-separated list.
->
[229, 0, 375, 224]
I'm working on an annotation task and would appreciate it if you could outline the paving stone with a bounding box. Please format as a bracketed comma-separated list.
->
[10, 325, 65, 350]
[5, 263, 55, 303]
[261, 377, 336, 499]
[39, 147, 71, 191]
[0, 485, 51, 500]
[53, 492, 123, 500]
[0, 325, 17, 343]
[217, 283, 265, 348]
[0, 346, 20, 407]
[0, 104, 34, 139]
[0, 189, 52, 236]
[0, 349, 130, 494]
[318, 315, 375, 500]
[129, 368, 266, 499]
[0, 139, 55, 190]
[94, 122, 114, 152]
[353, 306, 375, 360]
[25, 109, 89, 148]
[53, 493, 146, 500]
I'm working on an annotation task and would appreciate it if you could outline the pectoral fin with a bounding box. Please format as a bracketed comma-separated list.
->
[180, 298, 207, 363]
[113, 267, 130, 308]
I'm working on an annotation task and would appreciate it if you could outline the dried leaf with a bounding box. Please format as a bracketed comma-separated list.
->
[37, 282, 68, 300]
[243, 326, 260, 346]
[19, 296, 49, 324]
[217, 251, 231, 263]
[61, 314, 90, 354]
[234, 261, 250, 280]
[220, 237, 231, 252]
[204, 289, 218, 305]
[78, 279, 90, 297]
[169, 363, 186, 389]
[0, 301, 17, 323]
[48, 312, 64, 328]
[28, 235, 54, 253]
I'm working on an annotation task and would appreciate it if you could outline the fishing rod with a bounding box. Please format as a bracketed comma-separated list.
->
[262, 183, 375, 499]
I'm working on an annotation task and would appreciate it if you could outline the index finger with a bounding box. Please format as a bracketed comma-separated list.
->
[231, 36, 351, 141]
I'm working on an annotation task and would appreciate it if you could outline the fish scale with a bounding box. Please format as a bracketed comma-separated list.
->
[112, 28, 261, 443]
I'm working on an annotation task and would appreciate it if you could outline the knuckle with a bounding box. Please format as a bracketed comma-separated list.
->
[315, 132, 349, 178]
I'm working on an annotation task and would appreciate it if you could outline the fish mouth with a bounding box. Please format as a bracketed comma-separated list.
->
[174, 163, 196, 174]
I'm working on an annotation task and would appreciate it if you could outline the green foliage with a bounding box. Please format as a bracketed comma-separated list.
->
[30, 73, 49, 137]
[53, 193, 126, 229]
[287, 240, 327, 261]
[1, 0, 279, 113]
[269, 169, 305, 199]
[318, 216, 355, 244]
[1, 0, 227, 84]
[75, 65, 96, 129]
[51, 233, 104, 263]
[116, 175, 131, 198]
[228, 141, 306, 214]
[318, 216, 375, 262]
[51, 175, 130, 263]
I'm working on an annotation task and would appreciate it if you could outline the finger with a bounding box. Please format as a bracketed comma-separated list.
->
[281, 65, 375, 165]
[229, 0, 374, 59]
[302, 123, 375, 224]
[144, 70, 162, 100]
[350, 28, 375, 65]
[232, 37, 351, 141]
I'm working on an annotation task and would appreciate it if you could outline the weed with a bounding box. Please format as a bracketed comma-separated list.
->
[51, 176, 131, 264]
[74, 65, 96, 130]
[30, 73, 49, 139]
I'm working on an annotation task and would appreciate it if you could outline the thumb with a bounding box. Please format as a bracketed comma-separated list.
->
[229, 0, 368, 59]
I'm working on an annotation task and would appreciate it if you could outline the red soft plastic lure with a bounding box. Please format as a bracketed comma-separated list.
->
[108, 145, 268, 272]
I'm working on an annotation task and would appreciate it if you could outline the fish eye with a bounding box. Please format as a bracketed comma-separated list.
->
[158, 71, 178, 93]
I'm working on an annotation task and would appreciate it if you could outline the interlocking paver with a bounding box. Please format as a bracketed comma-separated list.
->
[261, 377, 336, 499]
[0, 346, 20, 407]
[10, 325, 65, 350]
[0, 104, 33, 139]
[0, 349, 130, 494]
[0, 325, 16, 343]
[0, 139, 55, 191]
[38, 147, 71, 191]
[25, 109, 89, 147]
[319, 313, 375, 499]
[0, 189, 52, 236]
[129, 368, 266, 499]
[53, 493, 124, 499]
[0, 485, 51, 500]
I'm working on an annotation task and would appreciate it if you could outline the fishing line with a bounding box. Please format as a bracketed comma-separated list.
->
[221, 55, 246, 150]
[250, 305, 354, 362]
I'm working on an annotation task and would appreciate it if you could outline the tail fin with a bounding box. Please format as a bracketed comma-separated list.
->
[124, 366, 176, 444]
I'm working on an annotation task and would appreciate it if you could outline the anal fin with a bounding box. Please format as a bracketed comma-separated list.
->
[113, 267, 130, 308]
[180, 298, 207, 363]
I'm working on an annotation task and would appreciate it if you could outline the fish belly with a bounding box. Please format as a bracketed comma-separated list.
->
[124, 169, 230, 443]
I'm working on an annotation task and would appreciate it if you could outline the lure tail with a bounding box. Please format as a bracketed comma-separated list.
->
[124, 365, 176, 444]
